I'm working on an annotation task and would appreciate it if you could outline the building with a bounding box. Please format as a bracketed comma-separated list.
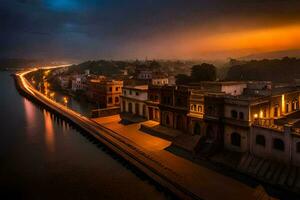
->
[58, 75, 71, 90]
[120, 85, 148, 118]
[223, 85, 300, 163]
[145, 85, 161, 121]
[159, 85, 189, 132]
[86, 79, 123, 108]
[155, 81, 300, 166]
[71, 75, 87, 92]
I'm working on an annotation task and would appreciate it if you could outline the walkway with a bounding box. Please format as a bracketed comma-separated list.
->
[93, 115, 260, 200]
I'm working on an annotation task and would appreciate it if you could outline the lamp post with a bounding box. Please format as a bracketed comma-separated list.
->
[63, 97, 68, 107]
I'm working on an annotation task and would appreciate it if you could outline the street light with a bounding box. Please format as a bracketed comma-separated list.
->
[63, 97, 68, 107]
[50, 92, 55, 99]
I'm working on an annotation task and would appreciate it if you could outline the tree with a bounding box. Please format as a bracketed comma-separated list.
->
[190, 63, 217, 82]
[175, 74, 191, 85]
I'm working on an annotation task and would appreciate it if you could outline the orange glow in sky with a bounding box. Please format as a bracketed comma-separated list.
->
[135, 24, 300, 59]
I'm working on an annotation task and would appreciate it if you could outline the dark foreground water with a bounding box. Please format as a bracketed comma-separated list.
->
[0, 71, 167, 200]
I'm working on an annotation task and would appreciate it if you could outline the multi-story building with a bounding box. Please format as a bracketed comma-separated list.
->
[71, 75, 87, 92]
[155, 81, 300, 165]
[159, 86, 189, 132]
[145, 85, 161, 121]
[86, 79, 123, 108]
[187, 89, 205, 135]
[120, 85, 148, 118]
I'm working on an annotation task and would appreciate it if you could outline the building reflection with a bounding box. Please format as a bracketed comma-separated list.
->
[24, 98, 36, 138]
[43, 109, 55, 153]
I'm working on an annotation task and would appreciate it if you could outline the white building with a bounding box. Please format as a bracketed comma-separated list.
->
[71, 75, 87, 92]
[151, 77, 169, 86]
[120, 85, 148, 118]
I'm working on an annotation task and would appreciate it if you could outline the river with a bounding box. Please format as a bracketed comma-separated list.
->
[0, 71, 167, 199]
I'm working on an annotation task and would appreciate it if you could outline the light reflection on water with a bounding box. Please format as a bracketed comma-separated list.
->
[43, 110, 55, 153]
[0, 72, 167, 200]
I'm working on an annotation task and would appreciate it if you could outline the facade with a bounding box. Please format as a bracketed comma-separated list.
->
[151, 77, 169, 86]
[87, 79, 123, 108]
[221, 84, 300, 165]
[71, 76, 87, 92]
[145, 85, 161, 121]
[120, 85, 148, 118]
[154, 81, 300, 166]
[187, 89, 205, 135]
[58, 75, 71, 90]
[159, 86, 189, 132]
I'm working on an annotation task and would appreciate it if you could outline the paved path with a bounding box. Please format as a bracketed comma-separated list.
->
[93, 115, 171, 151]
[93, 115, 260, 200]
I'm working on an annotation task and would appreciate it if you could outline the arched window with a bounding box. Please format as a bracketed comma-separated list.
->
[143, 105, 146, 117]
[135, 103, 140, 115]
[122, 101, 126, 111]
[198, 105, 202, 112]
[296, 142, 300, 153]
[166, 114, 170, 125]
[239, 112, 244, 120]
[231, 110, 238, 119]
[128, 102, 132, 113]
[274, 105, 279, 117]
[273, 138, 285, 151]
[193, 122, 201, 135]
[190, 105, 194, 111]
[231, 132, 241, 147]
[256, 135, 266, 146]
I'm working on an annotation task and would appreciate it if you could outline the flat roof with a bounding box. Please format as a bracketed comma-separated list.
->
[123, 85, 148, 91]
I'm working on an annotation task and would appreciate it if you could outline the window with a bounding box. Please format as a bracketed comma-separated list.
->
[274, 105, 279, 117]
[116, 87, 119, 91]
[256, 135, 265, 146]
[286, 103, 289, 113]
[297, 142, 300, 153]
[108, 97, 112, 103]
[231, 132, 241, 147]
[239, 112, 244, 120]
[123, 90, 126, 95]
[109, 87, 112, 92]
[231, 110, 238, 119]
[193, 122, 201, 135]
[176, 98, 182, 106]
[166, 115, 170, 125]
[273, 138, 285, 151]
[150, 95, 154, 101]
[115, 97, 119, 103]
[198, 105, 202, 112]
[129, 90, 132, 95]
[136, 92, 139, 96]
[190, 105, 194, 111]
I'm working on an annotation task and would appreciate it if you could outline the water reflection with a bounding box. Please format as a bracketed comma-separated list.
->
[0, 72, 166, 200]
[24, 98, 36, 138]
[43, 109, 55, 153]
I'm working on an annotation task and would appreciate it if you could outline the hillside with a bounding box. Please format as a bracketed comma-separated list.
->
[240, 49, 300, 60]
[226, 57, 300, 83]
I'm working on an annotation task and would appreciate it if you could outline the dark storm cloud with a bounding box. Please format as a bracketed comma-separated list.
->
[1, 0, 300, 60]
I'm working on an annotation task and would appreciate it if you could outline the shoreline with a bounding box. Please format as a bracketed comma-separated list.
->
[14, 69, 257, 200]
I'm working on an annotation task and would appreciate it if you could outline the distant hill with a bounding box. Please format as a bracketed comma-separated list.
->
[226, 57, 300, 83]
[240, 49, 300, 60]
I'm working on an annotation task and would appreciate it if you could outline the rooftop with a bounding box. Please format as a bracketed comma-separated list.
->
[123, 84, 148, 91]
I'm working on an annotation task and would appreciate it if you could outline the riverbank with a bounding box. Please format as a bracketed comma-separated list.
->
[15, 69, 258, 200]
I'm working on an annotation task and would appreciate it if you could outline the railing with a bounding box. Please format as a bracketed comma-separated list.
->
[253, 118, 284, 132]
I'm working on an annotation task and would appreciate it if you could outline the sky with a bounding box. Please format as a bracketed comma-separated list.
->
[1, 0, 300, 61]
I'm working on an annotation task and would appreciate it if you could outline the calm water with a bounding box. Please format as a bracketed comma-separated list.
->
[0, 72, 167, 199]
